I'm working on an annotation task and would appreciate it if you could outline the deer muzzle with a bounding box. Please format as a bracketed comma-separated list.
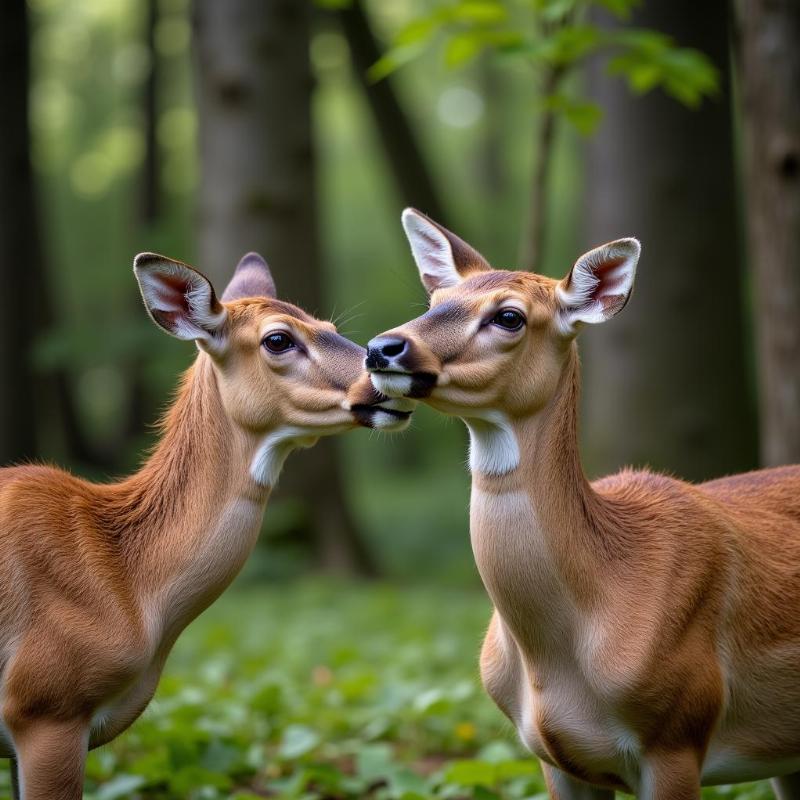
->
[365, 334, 439, 399]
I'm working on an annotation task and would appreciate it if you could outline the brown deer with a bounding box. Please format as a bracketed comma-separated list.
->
[366, 209, 800, 799]
[0, 251, 411, 800]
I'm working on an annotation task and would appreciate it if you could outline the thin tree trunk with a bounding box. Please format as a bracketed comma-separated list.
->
[0, 0, 39, 464]
[520, 65, 563, 270]
[192, 0, 375, 575]
[127, 0, 161, 445]
[733, 0, 800, 466]
[337, 0, 449, 226]
[582, 0, 757, 481]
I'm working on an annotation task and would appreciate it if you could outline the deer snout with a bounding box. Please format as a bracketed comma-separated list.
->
[346, 371, 415, 432]
[365, 336, 409, 371]
[365, 334, 438, 399]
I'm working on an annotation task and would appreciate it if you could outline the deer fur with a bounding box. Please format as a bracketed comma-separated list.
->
[366, 209, 800, 799]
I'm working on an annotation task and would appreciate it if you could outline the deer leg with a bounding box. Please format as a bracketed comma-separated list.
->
[542, 763, 614, 799]
[10, 757, 20, 800]
[10, 718, 88, 800]
[638, 751, 701, 800]
[772, 772, 800, 800]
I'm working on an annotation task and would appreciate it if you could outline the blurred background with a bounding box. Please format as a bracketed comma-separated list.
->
[0, 0, 798, 797]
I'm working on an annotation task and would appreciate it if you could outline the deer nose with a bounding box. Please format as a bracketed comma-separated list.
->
[366, 335, 409, 370]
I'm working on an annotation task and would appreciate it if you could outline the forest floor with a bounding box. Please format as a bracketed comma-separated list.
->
[0, 582, 771, 800]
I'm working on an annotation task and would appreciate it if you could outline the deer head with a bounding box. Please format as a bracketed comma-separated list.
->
[135, 251, 413, 486]
[365, 209, 639, 474]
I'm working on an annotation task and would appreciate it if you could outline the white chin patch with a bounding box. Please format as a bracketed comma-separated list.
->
[463, 411, 520, 476]
[250, 426, 319, 487]
[370, 372, 414, 398]
[370, 410, 412, 432]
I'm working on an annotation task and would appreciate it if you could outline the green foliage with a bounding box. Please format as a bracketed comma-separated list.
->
[607, 28, 719, 106]
[370, 0, 719, 135]
[0, 584, 770, 799]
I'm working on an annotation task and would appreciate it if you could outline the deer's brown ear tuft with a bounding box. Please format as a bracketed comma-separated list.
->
[401, 208, 492, 294]
[222, 252, 277, 301]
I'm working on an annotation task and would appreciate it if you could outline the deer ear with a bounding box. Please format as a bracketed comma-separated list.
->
[556, 238, 640, 336]
[401, 208, 491, 294]
[134, 253, 227, 346]
[222, 252, 277, 301]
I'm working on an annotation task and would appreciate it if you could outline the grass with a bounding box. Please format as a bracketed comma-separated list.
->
[0, 582, 774, 799]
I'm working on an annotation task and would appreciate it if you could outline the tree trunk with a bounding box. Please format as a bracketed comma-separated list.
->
[192, 0, 375, 575]
[520, 64, 564, 271]
[337, 1, 449, 226]
[581, 0, 757, 482]
[128, 0, 161, 445]
[0, 0, 40, 464]
[733, 0, 800, 467]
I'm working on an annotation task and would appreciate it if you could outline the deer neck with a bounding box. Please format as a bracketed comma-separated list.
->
[467, 345, 602, 655]
[104, 355, 271, 642]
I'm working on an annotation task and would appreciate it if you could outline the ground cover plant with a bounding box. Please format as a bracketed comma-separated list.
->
[0, 583, 771, 800]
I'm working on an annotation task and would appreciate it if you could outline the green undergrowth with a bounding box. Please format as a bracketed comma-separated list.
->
[0, 583, 772, 799]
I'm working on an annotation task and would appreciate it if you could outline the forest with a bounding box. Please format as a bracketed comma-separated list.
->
[0, 0, 798, 798]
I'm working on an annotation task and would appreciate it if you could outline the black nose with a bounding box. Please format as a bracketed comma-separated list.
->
[366, 335, 409, 370]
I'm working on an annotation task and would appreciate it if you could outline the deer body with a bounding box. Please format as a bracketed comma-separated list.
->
[0, 252, 409, 799]
[367, 209, 800, 798]
[472, 371, 800, 792]
[0, 360, 264, 757]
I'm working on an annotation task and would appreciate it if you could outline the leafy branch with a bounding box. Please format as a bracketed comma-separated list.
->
[365, 0, 719, 267]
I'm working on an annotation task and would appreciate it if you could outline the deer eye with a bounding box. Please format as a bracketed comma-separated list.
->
[491, 309, 525, 331]
[262, 331, 295, 353]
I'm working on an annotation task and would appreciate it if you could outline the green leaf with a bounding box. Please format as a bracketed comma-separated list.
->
[477, 740, 518, 763]
[540, 93, 603, 135]
[611, 27, 673, 52]
[607, 52, 659, 91]
[279, 724, 321, 759]
[295, 764, 347, 794]
[93, 774, 147, 800]
[388, 768, 430, 797]
[542, 24, 603, 65]
[443, 760, 497, 788]
[607, 31, 719, 107]
[167, 765, 233, 793]
[593, 0, 640, 18]
[249, 682, 283, 715]
[201, 740, 242, 773]
[414, 687, 452, 714]
[445, 32, 484, 68]
[534, 0, 578, 23]
[356, 743, 395, 782]
[395, 17, 439, 47]
[496, 760, 540, 780]
[473, 788, 502, 800]
[451, 1, 508, 24]
[367, 44, 423, 82]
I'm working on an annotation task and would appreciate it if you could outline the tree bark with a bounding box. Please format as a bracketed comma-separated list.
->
[0, 0, 40, 464]
[128, 0, 161, 445]
[520, 65, 564, 271]
[581, 0, 757, 482]
[192, 0, 375, 575]
[337, 0, 449, 226]
[733, 0, 800, 467]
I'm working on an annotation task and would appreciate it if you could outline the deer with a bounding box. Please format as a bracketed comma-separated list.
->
[365, 208, 800, 800]
[0, 251, 412, 800]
